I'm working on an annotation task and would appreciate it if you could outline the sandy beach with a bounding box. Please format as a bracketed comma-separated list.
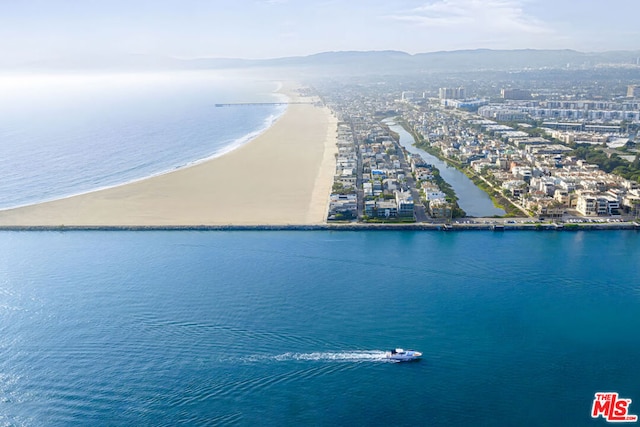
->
[0, 87, 338, 226]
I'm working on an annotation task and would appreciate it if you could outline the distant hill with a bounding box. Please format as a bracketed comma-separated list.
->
[183, 50, 415, 74]
[189, 49, 640, 73]
[413, 49, 640, 71]
[8, 49, 640, 74]
[272, 49, 640, 74]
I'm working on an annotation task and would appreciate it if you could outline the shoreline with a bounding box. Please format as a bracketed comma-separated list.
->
[0, 83, 338, 227]
[0, 106, 286, 214]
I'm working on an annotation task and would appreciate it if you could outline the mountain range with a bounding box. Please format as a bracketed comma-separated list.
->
[9, 49, 640, 74]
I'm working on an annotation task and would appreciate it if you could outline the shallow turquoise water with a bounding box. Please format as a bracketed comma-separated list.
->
[0, 230, 638, 425]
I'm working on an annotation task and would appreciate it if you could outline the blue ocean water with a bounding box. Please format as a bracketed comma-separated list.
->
[1, 230, 639, 425]
[0, 72, 284, 209]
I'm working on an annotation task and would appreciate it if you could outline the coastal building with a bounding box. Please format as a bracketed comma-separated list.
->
[524, 107, 640, 123]
[409, 154, 429, 172]
[576, 192, 598, 216]
[383, 178, 398, 192]
[415, 168, 434, 181]
[511, 166, 532, 182]
[535, 199, 565, 219]
[438, 87, 466, 100]
[553, 189, 571, 206]
[328, 194, 357, 220]
[364, 200, 376, 217]
[600, 195, 621, 215]
[365, 200, 398, 218]
[502, 180, 528, 198]
[423, 186, 447, 201]
[501, 88, 532, 100]
[478, 105, 528, 122]
[363, 182, 373, 197]
[322, 73, 640, 223]
[471, 159, 496, 173]
[340, 168, 357, 185]
[623, 191, 640, 216]
[441, 98, 489, 111]
[372, 180, 383, 195]
[395, 191, 415, 218]
[429, 198, 452, 218]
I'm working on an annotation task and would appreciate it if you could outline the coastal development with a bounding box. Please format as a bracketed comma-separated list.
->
[5, 0, 640, 420]
[320, 73, 640, 229]
[1, 64, 640, 230]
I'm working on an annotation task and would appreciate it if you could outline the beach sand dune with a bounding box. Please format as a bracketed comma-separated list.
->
[0, 89, 338, 226]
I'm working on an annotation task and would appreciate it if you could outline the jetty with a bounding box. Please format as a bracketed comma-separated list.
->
[0, 221, 638, 232]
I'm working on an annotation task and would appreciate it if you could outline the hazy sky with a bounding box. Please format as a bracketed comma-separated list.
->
[1, 0, 638, 64]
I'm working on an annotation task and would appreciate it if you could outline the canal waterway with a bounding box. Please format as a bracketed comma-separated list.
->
[385, 120, 505, 217]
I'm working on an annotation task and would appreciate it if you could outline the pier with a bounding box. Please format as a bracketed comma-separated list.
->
[214, 102, 314, 107]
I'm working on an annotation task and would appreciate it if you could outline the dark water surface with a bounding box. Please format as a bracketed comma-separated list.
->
[1, 230, 638, 425]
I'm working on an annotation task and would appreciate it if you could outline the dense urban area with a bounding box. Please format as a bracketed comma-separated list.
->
[315, 66, 640, 229]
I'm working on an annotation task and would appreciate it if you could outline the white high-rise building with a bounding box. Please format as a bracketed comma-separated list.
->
[439, 87, 465, 100]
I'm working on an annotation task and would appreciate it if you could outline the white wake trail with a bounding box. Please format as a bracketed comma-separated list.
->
[273, 351, 389, 362]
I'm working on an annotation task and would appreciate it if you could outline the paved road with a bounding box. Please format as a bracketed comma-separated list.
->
[396, 140, 429, 222]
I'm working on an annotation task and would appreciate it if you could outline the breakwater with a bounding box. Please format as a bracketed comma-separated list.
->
[0, 222, 637, 232]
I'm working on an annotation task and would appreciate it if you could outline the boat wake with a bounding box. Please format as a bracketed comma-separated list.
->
[273, 351, 389, 362]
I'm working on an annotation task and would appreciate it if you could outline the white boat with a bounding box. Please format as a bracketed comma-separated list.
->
[386, 348, 422, 362]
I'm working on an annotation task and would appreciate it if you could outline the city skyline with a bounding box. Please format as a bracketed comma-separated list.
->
[1, 0, 639, 66]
